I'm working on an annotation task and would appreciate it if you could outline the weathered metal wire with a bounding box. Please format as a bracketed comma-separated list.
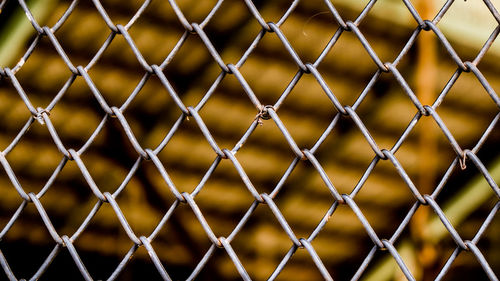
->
[0, 0, 498, 280]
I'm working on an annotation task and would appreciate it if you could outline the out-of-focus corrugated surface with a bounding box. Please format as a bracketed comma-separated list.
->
[0, 0, 499, 280]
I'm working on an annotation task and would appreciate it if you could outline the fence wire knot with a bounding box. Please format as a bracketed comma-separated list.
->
[255, 105, 274, 125]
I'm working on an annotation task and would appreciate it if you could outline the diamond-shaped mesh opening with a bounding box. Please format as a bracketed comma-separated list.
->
[198, 74, 260, 143]
[0, 1, 55, 66]
[229, 204, 302, 279]
[199, 3, 257, 65]
[274, 162, 337, 238]
[211, 2, 272, 61]
[48, 4, 110, 67]
[276, 0, 338, 64]
[237, 55, 297, 106]
[330, 117, 383, 166]
[420, 207, 475, 277]
[315, 30, 380, 106]
[126, 4, 187, 65]
[76, 125, 138, 193]
[85, 36, 148, 103]
[317, 203, 382, 276]
[279, 72, 339, 119]
[438, 72, 498, 113]
[155, 120, 221, 193]
[194, 177, 255, 235]
[1, 132, 62, 194]
[353, 161, 417, 234]
[437, 0, 499, 58]
[354, 75, 419, 146]
[392, 118, 459, 199]
[0, 203, 57, 278]
[355, 0, 416, 62]
[106, 172, 167, 235]
[233, 124, 299, 194]
[441, 250, 493, 281]
[154, 203, 215, 263]
[10, 42, 71, 103]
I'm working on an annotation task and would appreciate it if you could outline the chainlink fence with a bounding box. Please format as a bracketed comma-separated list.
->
[0, 0, 499, 280]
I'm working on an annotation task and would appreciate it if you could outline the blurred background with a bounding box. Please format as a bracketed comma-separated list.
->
[0, 0, 499, 280]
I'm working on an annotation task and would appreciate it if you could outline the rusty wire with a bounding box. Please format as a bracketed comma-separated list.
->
[0, 0, 499, 280]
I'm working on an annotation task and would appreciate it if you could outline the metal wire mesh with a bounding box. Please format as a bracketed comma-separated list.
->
[0, 0, 499, 280]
